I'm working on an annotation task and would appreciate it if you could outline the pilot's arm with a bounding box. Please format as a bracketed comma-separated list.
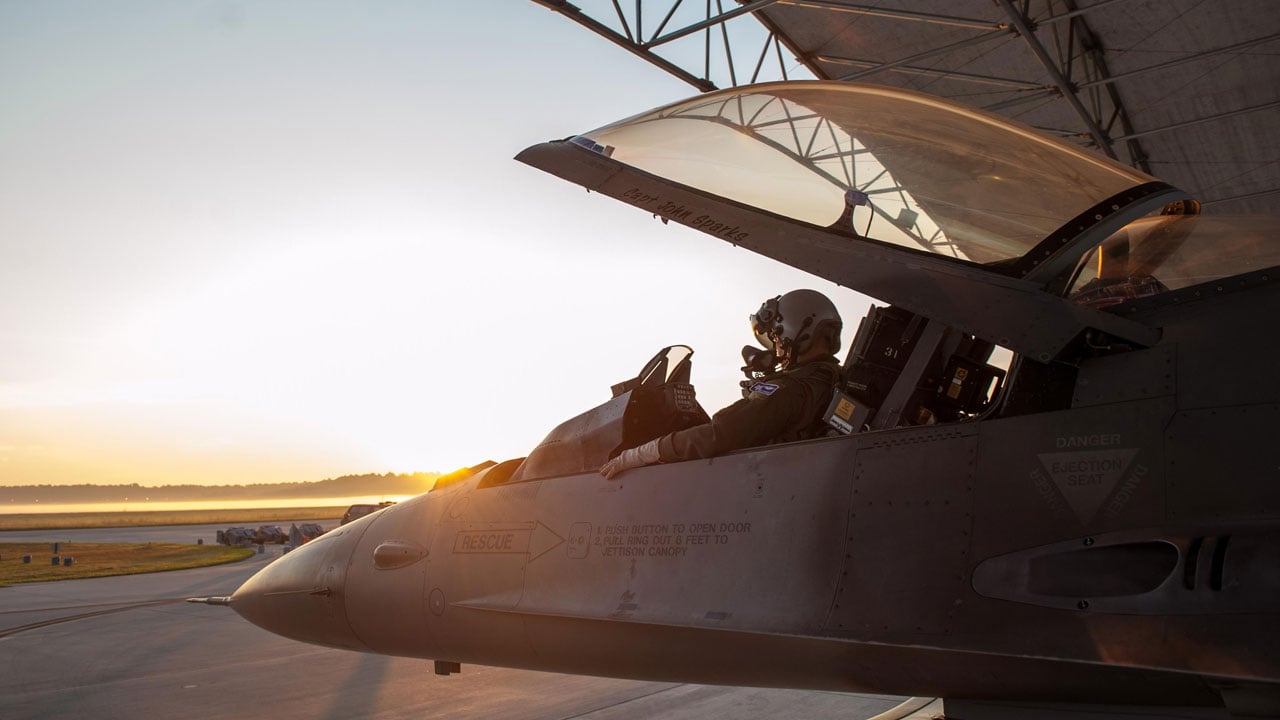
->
[659, 377, 814, 461]
[600, 361, 836, 479]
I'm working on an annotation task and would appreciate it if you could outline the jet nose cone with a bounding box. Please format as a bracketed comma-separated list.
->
[231, 526, 368, 650]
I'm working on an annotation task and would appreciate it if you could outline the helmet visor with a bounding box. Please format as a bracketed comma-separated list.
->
[750, 297, 782, 350]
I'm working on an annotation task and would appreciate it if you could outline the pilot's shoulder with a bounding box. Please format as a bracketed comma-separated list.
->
[778, 359, 841, 401]
[745, 379, 785, 398]
[747, 359, 839, 398]
[787, 358, 841, 385]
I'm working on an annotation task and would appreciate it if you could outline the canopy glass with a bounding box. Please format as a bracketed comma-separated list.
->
[579, 82, 1155, 264]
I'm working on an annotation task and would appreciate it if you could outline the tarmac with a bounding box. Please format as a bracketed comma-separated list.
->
[0, 523, 906, 720]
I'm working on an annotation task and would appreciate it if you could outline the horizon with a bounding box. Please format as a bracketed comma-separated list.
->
[2, 470, 439, 515]
[0, 469, 441, 490]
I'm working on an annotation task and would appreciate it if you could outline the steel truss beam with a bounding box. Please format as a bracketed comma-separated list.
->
[534, 0, 1260, 182]
[531, 0, 793, 92]
[1039, 0, 1132, 26]
[531, 0, 716, 90]
[644, 93, 961, 254]
[1076, 32, 1280, 90]
[1054, 0, 1151, 172]
[774, 1, 1005, 31]
[833, 30, 1011, 82]
[774, 0, 1152, 170]
[995, 0, 1118, 158]
[1110, 100, 1280, 142]
[1202, 187, 1280, 207]
[649, 0, 778, 47]
[817, 54, 1046, 89]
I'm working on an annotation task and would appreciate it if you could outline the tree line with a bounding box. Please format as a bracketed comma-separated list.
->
[1, 472, 441, 503]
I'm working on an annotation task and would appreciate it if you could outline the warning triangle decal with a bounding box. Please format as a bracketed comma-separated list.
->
[1037, 448, 1139, 525]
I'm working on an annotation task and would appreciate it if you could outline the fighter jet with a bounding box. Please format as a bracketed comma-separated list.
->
[204, 82, 1280, 719]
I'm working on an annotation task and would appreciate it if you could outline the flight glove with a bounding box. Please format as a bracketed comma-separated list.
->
[600, 439, 661, 479]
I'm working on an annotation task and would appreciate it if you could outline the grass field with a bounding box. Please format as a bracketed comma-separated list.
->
[0, 506, 345, 532]
[0, 542, 255, 586]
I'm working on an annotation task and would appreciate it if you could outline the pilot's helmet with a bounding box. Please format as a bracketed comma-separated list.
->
[750, 289, 842, 363]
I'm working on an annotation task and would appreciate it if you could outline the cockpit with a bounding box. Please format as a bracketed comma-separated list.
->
[486, 80, 1280, 486]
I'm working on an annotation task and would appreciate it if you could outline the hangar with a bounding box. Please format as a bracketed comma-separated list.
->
[533, 0, 1280, 214]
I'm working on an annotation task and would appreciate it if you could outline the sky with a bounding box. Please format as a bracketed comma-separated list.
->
[1, 1, 872, 486]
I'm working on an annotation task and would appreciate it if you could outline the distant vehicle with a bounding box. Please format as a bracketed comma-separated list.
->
[340, 501, 395, 525]
[253, 526, 286, 544]
[295, 523, 326, 541]
[215, 527, 257, 547]
[216, 525, 292, 546]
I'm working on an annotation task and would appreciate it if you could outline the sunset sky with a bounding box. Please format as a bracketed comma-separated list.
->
[1, 1, 872, 486]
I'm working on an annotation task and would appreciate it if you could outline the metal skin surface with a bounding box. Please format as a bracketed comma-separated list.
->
[228, 87, 1280, 717]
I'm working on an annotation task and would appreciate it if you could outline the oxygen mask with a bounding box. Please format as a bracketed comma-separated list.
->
[740, 345, 777, 385]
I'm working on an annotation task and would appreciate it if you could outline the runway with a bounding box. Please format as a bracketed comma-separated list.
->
[0, 524, 905, 720]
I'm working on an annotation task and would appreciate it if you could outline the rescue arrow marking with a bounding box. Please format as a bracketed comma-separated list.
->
[528, 522, 565, 563]
[451, 522, 564, 562]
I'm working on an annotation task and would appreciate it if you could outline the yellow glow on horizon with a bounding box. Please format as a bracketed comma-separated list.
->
[2, 495, 418, 515]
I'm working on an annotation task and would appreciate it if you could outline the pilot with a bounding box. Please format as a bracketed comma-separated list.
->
[601, 289, 842, 479]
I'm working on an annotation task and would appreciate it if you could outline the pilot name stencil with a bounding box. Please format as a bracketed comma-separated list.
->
[621, 187, 750, 243]
[689, 214, 749, 243]
[571, 521, 753, 559]
[622, 187, 661, 206]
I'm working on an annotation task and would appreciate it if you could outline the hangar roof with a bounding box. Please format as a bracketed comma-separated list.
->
[532, 0, 1280, 214]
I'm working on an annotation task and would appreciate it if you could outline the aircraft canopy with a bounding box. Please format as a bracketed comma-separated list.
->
[579, 81, 1154, 265]
[521, 81, 1279, 359]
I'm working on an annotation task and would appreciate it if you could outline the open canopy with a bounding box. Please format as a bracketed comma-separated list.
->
[519, 81, 1279, 361]
[579, 81, 1156, 264]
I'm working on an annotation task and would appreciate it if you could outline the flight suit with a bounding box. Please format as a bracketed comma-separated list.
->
[656, 356, 841, 462]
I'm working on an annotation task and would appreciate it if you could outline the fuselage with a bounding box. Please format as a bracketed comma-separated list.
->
[231, 273, 1280, 708]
